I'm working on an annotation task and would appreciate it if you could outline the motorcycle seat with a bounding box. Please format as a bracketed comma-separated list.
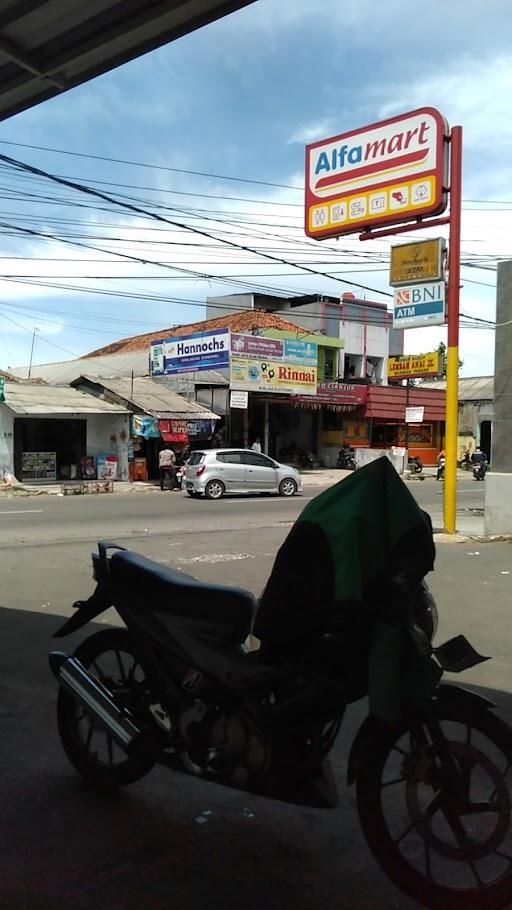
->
[109, 550, 256, 643]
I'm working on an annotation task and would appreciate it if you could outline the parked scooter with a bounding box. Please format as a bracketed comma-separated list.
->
[49, 458, 512, 910]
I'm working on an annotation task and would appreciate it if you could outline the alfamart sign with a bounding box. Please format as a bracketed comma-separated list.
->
[305, 107, 448, 238]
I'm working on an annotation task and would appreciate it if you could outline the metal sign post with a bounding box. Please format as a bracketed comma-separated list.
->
[443, 126, 462, 534]
[304, 110, 462, 533]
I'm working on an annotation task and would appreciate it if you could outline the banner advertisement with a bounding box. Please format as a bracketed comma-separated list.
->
[97, 454, 118, 481]
[151, 329, 230, 375]
[293, 381, 368, 409]
[21, 451, 56, 481]
[387, 351, 440, 380]
[159, 419, 188, 443]
[230, 357, 317, 395]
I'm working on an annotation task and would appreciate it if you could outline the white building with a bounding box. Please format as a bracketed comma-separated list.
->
[205, 291, 403, 385]
[0, 383, 130, 482]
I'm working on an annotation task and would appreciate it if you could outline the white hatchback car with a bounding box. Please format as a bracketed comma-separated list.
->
[184, 448, 302, 500]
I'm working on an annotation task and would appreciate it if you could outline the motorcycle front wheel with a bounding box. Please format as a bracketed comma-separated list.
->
[357, 704, 512, 908]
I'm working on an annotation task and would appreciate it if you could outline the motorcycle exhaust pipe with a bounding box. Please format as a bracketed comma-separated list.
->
[49, 651, 153, 758]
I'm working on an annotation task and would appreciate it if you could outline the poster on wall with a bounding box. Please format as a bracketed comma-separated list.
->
[80, 455, 96, 480]
[21, 451, 57, 480]
[97, 454, 118, 480]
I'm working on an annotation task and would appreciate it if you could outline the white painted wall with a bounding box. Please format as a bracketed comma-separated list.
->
[485, 473, 512, 534]
[0, 404, 14, 476]
[340, 320, 390, 383]
[86, 413, 130, 481]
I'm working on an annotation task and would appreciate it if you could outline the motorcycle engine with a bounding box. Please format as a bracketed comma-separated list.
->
[183, 707, 270, 786]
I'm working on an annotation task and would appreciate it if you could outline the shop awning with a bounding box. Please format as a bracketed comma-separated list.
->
[1, 382, 129, 415]
[75, 376, 219, 421]
[365, 385, 446, 421]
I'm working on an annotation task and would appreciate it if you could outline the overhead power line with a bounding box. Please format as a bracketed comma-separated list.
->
[0, 151, 393, 299]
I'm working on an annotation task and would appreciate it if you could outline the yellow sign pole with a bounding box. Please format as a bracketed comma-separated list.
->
[443, 126, 463, 534]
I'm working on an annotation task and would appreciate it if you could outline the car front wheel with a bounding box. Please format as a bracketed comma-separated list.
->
[205, 479, 225, 500]
[279, 477, 297, 497]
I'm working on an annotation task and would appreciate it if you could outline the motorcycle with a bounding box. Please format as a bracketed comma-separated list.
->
[407, 455, 423, 475]
[458, 451, 472, 471]
[473, 460, 487, 481]
[336, 447, 356, 470]
[49, 460, 512, 909]
[298, 449, 314, 470]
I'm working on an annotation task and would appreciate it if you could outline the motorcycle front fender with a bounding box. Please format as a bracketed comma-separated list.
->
[347, 684, 496, 786]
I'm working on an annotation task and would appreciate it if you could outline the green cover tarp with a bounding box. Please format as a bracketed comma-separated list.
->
[255, 457, 439, 720]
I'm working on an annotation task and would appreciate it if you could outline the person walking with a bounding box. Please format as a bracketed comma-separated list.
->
[159, 445, 176, 491]
[251, 438, 262, 454]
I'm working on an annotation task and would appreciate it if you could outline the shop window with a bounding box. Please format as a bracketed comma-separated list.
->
[323, 347, 337, 380]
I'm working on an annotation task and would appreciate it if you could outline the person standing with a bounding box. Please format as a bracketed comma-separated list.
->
[251, 438, 262, 454]
[159, 446, 176, 491]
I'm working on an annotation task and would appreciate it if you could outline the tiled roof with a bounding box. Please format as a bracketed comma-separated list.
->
[84, 309, 309, 358]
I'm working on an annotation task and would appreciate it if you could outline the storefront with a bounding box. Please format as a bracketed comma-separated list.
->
[0, 383, 130, 482]
[292, 381, 369, 466]
[73, 376, 219, 480]
[366, 385, 446, 465]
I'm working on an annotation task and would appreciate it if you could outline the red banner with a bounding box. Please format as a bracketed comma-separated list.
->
[293, 381, 368, 409]
[159, 419, 189, 443]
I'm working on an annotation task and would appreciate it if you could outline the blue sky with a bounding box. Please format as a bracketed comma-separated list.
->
[0, 0, 510, 374]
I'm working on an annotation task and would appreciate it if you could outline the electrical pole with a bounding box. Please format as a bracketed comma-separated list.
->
[28, 327, 39, 380]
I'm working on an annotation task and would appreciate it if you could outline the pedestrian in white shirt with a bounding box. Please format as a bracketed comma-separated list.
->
[159, 446, 176, 490]
[251, 438, 262, 454]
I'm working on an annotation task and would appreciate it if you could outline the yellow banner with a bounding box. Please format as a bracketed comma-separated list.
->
[230, 357, 317, 395]
[387, 352, 440, 379]
[390, 239, 445, 286]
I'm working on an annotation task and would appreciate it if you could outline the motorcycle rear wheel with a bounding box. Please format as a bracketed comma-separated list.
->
[357, 704, 512, 908]
[57, 629, 156, 788]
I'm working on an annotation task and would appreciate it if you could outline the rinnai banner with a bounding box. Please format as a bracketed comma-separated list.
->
[230, 357, 317, 395]
[151, 329, 230, 375]
[305, 107, 448, 239]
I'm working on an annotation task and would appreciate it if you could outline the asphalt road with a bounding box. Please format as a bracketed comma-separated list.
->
[2, 478, 505, 910]
[0, 477, 484, 546]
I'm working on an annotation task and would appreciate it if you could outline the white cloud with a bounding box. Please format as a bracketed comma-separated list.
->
[288, 119, 335, 145]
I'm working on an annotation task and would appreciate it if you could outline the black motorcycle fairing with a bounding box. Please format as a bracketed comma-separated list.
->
[53, 588, 112, 638]
[346, 682, 497, 785]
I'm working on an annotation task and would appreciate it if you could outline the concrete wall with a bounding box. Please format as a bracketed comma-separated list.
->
[491, 261, 512, 472]
[485, 474, 512, 535]
[86, 414, 130, 481]
[0, 403, 14, 476]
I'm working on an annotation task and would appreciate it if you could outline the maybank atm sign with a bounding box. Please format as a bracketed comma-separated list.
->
[151, 329, 229, 375]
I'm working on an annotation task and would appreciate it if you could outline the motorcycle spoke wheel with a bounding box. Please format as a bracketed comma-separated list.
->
[57, 629, 156, 787]
[357, 707, 512, 908]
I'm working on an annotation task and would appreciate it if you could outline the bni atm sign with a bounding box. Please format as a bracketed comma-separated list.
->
[393, 280, 446, 329]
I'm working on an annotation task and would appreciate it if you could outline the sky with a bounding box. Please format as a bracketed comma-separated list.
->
[0, 0, 510, 376]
